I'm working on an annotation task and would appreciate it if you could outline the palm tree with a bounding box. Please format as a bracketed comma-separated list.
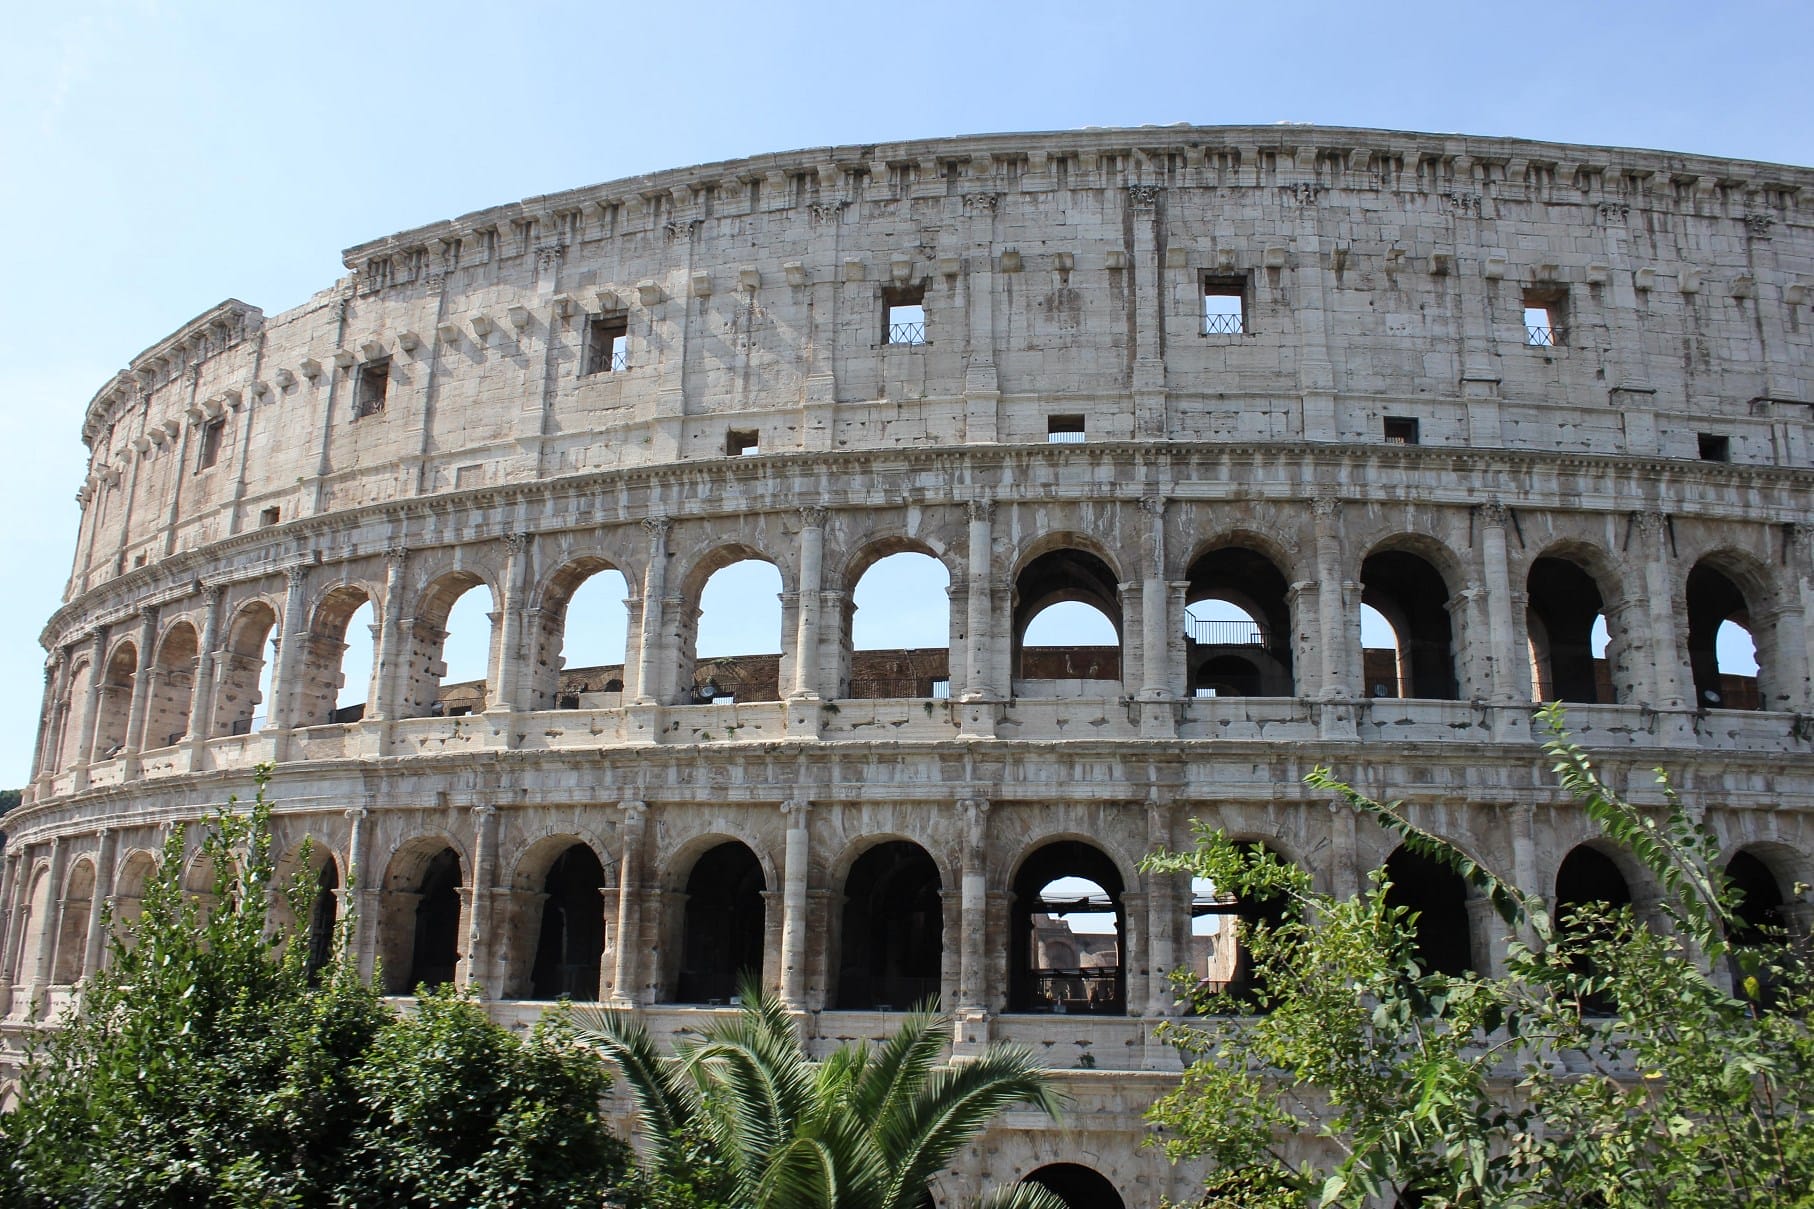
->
[573, 985, 1070, 1209]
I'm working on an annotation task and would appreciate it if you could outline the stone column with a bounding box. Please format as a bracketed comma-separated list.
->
[460, 805, 498, 995]
[635, 518, 671, 704]
[185, 585, 224, 745]
[121, 606, 160, 762]
[29, 656, 61, 787]
[1138, 498, 1170, 700]
[1478, 501, 1525, 704]
[489, 533, 530, 714]
[1144, 794, 1178, 1016]
[366, 549, 409, 722]
[779, 798, 812, 1009]
[1794, 524, 1814, 715]
[956, 796, 991, 1012]
[1635, 512, 1689, 713]
[611, 799, 648, 1006]
[1312, 498, 1354, 697]
[345, 806, 381, 980]
[264, 564, 310, 731]
[0, 852, 20, 1016]
[963, 501, 995, 698]
[82, 828, 117, 977]
[72, 627, 108, 772]
[790, 507, 827, 699]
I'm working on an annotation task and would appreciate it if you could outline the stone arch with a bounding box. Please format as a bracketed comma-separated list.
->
[526, 553, 635, 711]
[831, 837, 944, 1010]
[91, 638, 139, 759]
[839, 537, 957, 701]
[112, 848, 159, 943]
[662, 837, 767, 1004]
[1359, 536, 1462, 700]
[1011, 541, 1125, 693]
[1525, 541, 1631, 705]
[1383, 844, 1476, 977]
[145, 621, 200, 749]
[1020, 1163, 1126, 1209]
[1183, 539, 1297, 697]
[501, 834, 615, 1001]
[295, 581, 380, 726]
[400, 569, 498, 718]
[1008, 838, 1127, 1015]
[215, 599, 278, 737]
[1189, 838, 1298, 1010]
[378, 835, 469, 994]
[270, 838, 344, 967]
[1684, 550, 1779, 711]
[674, 541, 790, 705]
[1722, 842, 1809, 1005]
[14, 864, 53, 989]
[51, 857, 97, 984]
[56, 657, 92, 769]
[1555, 842, 1637, 1015]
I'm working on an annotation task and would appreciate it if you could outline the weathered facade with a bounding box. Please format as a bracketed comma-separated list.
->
[6, 125, 1814, 1205]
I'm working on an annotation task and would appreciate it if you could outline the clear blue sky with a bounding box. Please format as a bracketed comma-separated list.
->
[1, 0, 1805, 783]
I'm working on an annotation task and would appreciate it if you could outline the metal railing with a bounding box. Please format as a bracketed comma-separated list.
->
[1202, 310, 1245, 335]
[1184, 617, 1267, 647]
[1525, 324, 1561, 347]
[1026, 967, 1123, 1014]
[1046, 429, 1086, 444]
[886, 321, 926, 346]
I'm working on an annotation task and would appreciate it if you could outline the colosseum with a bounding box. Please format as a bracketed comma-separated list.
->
[4, 124, 1812, 1205]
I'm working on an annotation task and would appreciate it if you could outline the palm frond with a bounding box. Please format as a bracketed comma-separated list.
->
[852, 1003, 950, 1146]
[881, 1044, 1065, 1204]
[973, 1182, 1074, 1209]
[567, 1004, 698, 1177]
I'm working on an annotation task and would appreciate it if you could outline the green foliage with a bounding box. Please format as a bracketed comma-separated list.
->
[1143, 705, 1814, 1209]
[0, 766, 633, 1209]
[573, 980, 1070, 1209]
[0, 787, 22, 816]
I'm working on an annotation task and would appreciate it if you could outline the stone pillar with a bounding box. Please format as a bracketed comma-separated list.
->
[72, 627, 108, 772]
[30, 837, 65, 997]
[1312, 498, 1353, 697]
[265, 564, 310, 731]
[345, 806, 382, 980]
[185, 585, 224, 745]
[83, 828, 117, 977]
[29, 655, 61, 787]
[635, 518, 671, 704]
[367, 549, 409, 722]
[790, 508, 827, 700]
[1144, 794, 1178, 1016]
[956, 796, 991, 1013]
[963, 501, 996, 698]
[1478, 501, 1525, 704]
[779, 798, 812, 1009]
[461, 805, 498, 995]
[489, 533, 530, 714]
[0, 852, 20, 1016]
[121, 606, 160, 759]
[611, 799, 647, 1005]
[1138, 498, 1170, 700]
[1635, 512, 1689, 714]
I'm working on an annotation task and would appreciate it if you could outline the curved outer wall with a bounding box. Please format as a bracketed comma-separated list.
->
[8, 125, 1814, 1203]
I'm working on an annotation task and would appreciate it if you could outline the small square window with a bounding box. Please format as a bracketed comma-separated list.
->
[1203, 275, 1247, 335]
[355, 358, 389, 418]
[883, 283, 926, 345]
[259, 506, 281, 527]
[1697, 433, 1730, 462]
[1383, 416, 1420, 445]
[727, 429, 760, 456]
[1047, 414, 1086, 444]
[929, 678, 950, 699]
[1193, 686, 1217, 699]
[584, 314, 629, 374]
[1523, 290, 1565, 347]
[195, 417, 225, 470]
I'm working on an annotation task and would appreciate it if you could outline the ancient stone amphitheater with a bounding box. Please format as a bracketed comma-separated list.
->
[5, 125, 1813, 1205]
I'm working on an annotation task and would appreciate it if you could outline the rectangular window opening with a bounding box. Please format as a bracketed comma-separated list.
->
[259, 506, 281, 527]
[1697, 432, 1731, 462]
[1047, 414, 1086, 444]
[726, 429, 760, 457]
[929, 678, 951, 699]
[1383, 416, 1420, 445]
[355, 358, 390, 418]
[883, 283, 927, 346]
[195, 417, 225, 471]
[584, 314, 629, 374]
[1202, 275, 1247, 335]
[1523, 290, 1565, 347]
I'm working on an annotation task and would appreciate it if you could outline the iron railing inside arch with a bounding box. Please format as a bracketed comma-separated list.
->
[1184, 617, 1269, 647]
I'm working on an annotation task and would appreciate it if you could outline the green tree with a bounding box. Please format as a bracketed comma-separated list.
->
[1143, 705, 1814, 1209]
[574, 983, 1070, 1209]
[0, 767, 635, 1209]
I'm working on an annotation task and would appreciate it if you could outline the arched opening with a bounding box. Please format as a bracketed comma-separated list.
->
[1686, 562, 1762, 710]
[92, 641, 139, 759]
[1013, 548, 1123, 696]
[112, 850, 158, 948]
[57, 661, 92, 769]
[15, 868, 52, 988]
[1725, 849, 1797, 1009]
[1360, 549, 1458, 700]
[1184, 545, 1294, 696]
[52, 859, 96, 985]
[846, 550, 952, 699]
[1021, 1163, 1126, 1209]
[530, 844, 608, 1001]
[1010, 841, 1125, 1015]
[297, 586, 377, 726]
[306, 857, 340, 981]
[835, 841, 942, 1010]
[686, 555, 783, 704]
[533, 561, 631, 710]
[1526, 556, 1614, 704]
[399, 573, 495, 718]
[1555, 845, 1634, 1015]
[673, 841, 766, 1004]
[145, 623, 199, 748]
[214, 602, 277, 737]
[1384, 846, 1475, 977]
[380, 845, 464, 994]
[1188, 842, 1293, 1011]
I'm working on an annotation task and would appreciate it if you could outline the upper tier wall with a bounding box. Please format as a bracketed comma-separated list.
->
[67, 126, 1813, 600]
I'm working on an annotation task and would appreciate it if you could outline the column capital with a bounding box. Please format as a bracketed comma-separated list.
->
[1633, 509, 1668, 538]
[138, 604, 159, 626]
[343, 806, 368, 823]
[1478, 499, 1509, 528]
[781, 797, 813, 821]
[1312, 495, 1343, 521]
[618, 798, 648, 825]
[385, 545, 409, 565]
[285, 563, 310, 590]
[967, 499, 996, 524]
[503, 532, 529, 555]
[202, 581, 224, 606]
[1137, 494, 1167, 516]
[798, 505, 828, 528]
[640, 515, 672, 542]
